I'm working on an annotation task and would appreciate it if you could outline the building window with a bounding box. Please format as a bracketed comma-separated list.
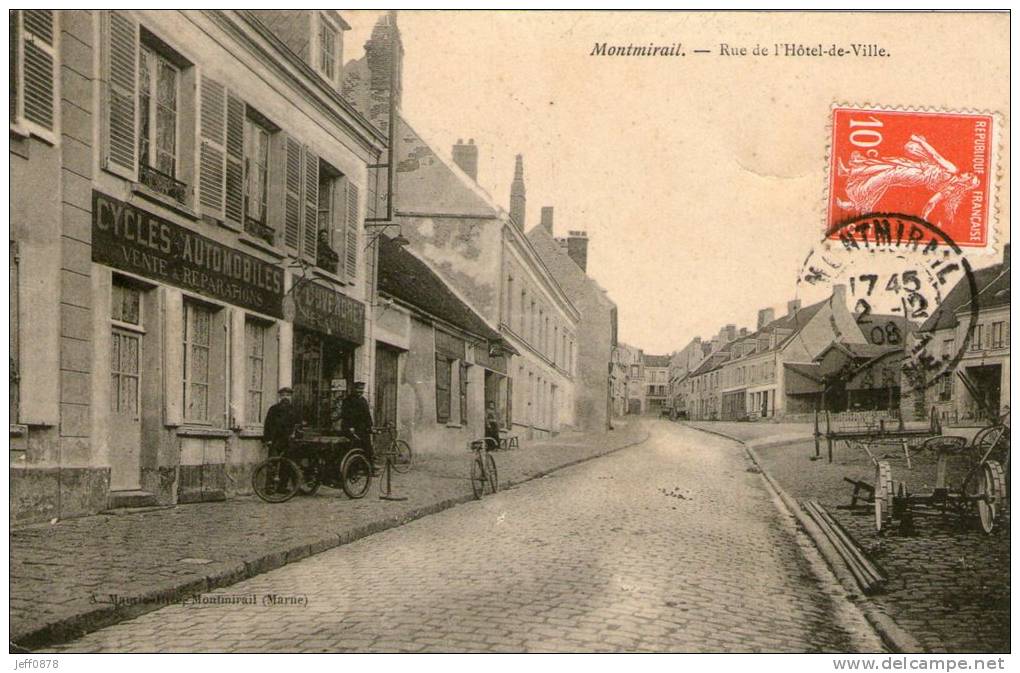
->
[315, 161, 342, 273]
[969, 324, 984, 351]
[991, 322, 1005, 348]
[245, 319, 268, 424]
[9, 242, 19, 423]
[111, 280, 143, 417]
[316, 13, 339, 84]
[243, 113, 272, 243]
[435, 355, 452, 423]
[183, 302, 213, 423]
[10, 10, 58, 138]
[138, 43, 179, 179]
[938, 373, 953, 402]
[459, 361, 470, 425]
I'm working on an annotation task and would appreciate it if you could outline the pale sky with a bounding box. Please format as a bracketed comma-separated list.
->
[345, 11, 1009, 354]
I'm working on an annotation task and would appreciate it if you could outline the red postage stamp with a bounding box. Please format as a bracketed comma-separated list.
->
[827, 106, 997, 248]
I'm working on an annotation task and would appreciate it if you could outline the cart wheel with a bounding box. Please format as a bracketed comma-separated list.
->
[976, 461, 1007, 533]
[340, 451, 372, 500]
[874, 461, 893, 532]
[252, 457, 301, 503]
[470, 456, 486, 499]
[485, 453, 498, 494]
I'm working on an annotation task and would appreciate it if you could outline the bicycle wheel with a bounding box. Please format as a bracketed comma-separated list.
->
[341, 451, 372, 500]
[470, 456, 486, 499]
[485, 453, 498, 494]
[391, 440, 413, 474]
[252, 457, 301, 503]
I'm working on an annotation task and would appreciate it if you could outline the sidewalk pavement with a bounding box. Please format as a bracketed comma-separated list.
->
[685, 420, 1009, 653]
[11, 421, 649, 651]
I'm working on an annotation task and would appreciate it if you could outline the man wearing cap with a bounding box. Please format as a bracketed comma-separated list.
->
[341, 381, 376, 472]
[263, 386, 301, 459]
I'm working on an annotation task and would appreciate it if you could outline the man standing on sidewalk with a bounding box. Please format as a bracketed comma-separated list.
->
[263, 386, 300, 459]
[341, 382, 376, 472]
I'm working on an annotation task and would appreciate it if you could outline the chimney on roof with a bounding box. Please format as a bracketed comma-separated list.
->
[787, 299, 802, 316]
[757, 307, 775, 330]
[452, 138, 478, 181]
[359, 12, 403, 137]
[564, 230, 588, 272]
[725, 324, 736, 342]
[1004, 243, 1011, 266]
[739, 327, 748, 337]
[509, 154, 526, 229]
[540, 206, 554, 234]
[832, 283, 847, 308]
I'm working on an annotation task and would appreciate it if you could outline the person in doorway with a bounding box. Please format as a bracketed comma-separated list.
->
[341, 381, 376, 472]
[263, 386, 301, 459]
[485, 401, 501, 450]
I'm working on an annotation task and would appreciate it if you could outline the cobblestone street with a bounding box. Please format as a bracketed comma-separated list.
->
[47, 421, 883, 653]
[686, 421, 1010, 653]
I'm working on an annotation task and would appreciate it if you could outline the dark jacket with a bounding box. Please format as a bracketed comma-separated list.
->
[340, 394, 374, 438]
[264, 399, 300, 447]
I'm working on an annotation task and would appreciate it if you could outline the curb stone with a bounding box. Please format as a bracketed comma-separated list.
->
[681, 422, 925, 654]
[13, 429, 651, 652]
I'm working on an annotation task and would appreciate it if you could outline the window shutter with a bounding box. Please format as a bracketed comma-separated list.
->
[223, 93, 245, 229]
[21, 10, 55, 130]
[344, 180, 359, 280]
[198, 75, 227, 219]
[283, 136, 302, 252]
[11, 12, 19, 122]
[103, 10, 138, 177]
[302, 148, 319, 263]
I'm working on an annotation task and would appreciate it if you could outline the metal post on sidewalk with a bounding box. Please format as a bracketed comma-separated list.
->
[379, 453, 407, 501]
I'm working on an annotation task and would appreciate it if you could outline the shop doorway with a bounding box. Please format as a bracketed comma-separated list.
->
[109, 281, 144, 491]
[374, 344, 400, 428]
[293, 328, 353, 431]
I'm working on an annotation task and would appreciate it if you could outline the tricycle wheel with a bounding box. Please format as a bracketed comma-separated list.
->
[340, 451, 372, 499]
[976, 461, 1006, 533]
[252, 457, 301, 503]
[874, 461, 893, 532]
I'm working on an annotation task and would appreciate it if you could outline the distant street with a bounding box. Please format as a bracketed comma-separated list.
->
[50, 422, 883, 653]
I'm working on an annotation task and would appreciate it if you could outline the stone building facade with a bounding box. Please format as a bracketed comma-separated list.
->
[9, 10, 385, 523]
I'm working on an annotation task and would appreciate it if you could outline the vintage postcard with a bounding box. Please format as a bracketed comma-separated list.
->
[8, 9, 1009, 661]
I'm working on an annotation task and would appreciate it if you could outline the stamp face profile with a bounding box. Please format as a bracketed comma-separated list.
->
[827, 107, 997, 248]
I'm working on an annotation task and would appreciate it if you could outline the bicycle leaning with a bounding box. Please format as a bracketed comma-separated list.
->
[468, 437, 499, 499]
[372, 423, 414, 474]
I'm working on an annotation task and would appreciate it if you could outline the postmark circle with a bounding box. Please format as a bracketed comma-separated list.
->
[796, 212, 979, 397]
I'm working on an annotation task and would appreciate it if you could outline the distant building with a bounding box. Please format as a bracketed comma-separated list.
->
[920, 245, 1010, 425]
[527, 210, 619, 432]
[617, 343, 645, 414]
[642, 354, 671, 415]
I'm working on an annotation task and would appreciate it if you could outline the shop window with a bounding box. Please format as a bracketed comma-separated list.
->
[10, 10, 57, 140]
[435, 355, 452, 423]
[245, 319, 268, 424]
[183, 302, 215, 423]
